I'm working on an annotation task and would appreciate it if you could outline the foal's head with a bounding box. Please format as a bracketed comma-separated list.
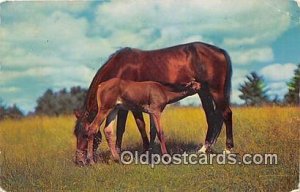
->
[184, 80, 201, 93]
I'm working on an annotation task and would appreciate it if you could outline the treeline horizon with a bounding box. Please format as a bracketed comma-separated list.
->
[1, 64, 299, 120]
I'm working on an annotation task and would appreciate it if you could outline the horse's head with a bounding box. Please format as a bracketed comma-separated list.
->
[73, 109, 102, 166]
[73, 109, 90, 165]
[74, 110, 89, 138]
[185, 80, 201, 93]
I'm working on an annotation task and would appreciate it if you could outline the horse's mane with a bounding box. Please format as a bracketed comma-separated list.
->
[82, 47, 131, 111]
[74, 48, 132, 136]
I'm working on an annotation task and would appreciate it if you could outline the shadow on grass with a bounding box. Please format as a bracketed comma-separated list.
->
[95, 140, 201, 163]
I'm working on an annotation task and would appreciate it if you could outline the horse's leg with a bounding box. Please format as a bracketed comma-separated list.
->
[151, 113, 167, 154]
[104, 108, 120, 161]
[87, 131, 102, 164]
[224, 106, 233, 153]
[210, 92, 233, 153]
[75, 135, 88, 166]
[197, 90, 216, 153]
[115, 109, 128, 154]
[149, 115, 157, 151]
[92, 131, 102, 162]
[132, 111, 149, 152]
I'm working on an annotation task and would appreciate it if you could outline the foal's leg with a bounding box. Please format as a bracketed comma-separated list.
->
[132, 111, 149, 152]
[87, 109, 111, 164]
[104, 108, 120, 161]
[151, 113, 167, 154]
[87, 135, 95, 165]
[92, 131, 102, 161]
[88, 109, 109, 136]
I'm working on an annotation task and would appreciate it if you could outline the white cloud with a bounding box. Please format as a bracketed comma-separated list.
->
[230, 47, 274, 65]
[258, 63, 297, 99]
[232, 69, 249, 88]
[293, 0, 300, 7]
[1, 1, 90, 22]
[259, 63, 297, 81]
[0, 1, 295, 110]
[92, 0, 290, 65]
[0, 86, 20, 93]
[223, 37, 259, 47]
[267, 82, 289, 99]
[231, 89, 244, 104]
[0, 65, 94, 87]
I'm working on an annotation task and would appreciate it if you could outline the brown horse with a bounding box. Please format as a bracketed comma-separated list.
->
[74, 42, 233, 165]
[84, 78, 201, 164]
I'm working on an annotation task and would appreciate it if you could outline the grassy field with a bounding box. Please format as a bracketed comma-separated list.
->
[0, 107, 299, 191]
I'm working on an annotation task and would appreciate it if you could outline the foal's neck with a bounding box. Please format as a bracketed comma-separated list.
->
[165, 89, 191, 104]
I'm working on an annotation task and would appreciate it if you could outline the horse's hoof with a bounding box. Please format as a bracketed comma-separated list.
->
[223, 148, 233, 154]
[197, 145, 207, 154]
[75, 150, 87, 167]
[115, 147, 121, 155]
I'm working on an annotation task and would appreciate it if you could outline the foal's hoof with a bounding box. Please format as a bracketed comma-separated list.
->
[87, 159, 96, 165]
[112, 156, 120, 163]
[75, 159, 87, 167]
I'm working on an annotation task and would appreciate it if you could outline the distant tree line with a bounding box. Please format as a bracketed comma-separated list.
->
[0, 86, 87, 120]
[238, 64, 300, 106]
[0, 100, 24, 120]
[34, 86, 87, 116]
[284, 64, 300, 104]
[0, 64, 299, 120]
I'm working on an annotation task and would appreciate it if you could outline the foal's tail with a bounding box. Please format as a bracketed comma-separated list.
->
[96, 84, 103, 111]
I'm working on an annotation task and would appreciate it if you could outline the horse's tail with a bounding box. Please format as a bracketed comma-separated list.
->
[222, 49, 232, 105]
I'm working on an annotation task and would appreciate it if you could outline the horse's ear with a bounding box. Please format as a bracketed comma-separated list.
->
[73, 109, 82, 119]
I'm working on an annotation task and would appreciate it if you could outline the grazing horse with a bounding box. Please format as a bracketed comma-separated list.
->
[84, 78, 201, 164]
[74, 42, 233, 165]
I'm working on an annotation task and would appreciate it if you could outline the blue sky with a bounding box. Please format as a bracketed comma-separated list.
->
[0, 0, 299, 112]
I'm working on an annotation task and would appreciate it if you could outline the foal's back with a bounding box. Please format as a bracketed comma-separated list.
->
[99, 78, 169, 109]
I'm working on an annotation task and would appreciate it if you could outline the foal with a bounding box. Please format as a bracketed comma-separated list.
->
[85, 78, 201, 164]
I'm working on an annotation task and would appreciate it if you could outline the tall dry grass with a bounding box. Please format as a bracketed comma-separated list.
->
[0, 107, 299, 191]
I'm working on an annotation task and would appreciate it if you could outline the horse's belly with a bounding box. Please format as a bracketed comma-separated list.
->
[115, 99, 148, 113]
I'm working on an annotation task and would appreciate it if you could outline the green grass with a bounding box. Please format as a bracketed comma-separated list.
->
[0, 107, 299, 191]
